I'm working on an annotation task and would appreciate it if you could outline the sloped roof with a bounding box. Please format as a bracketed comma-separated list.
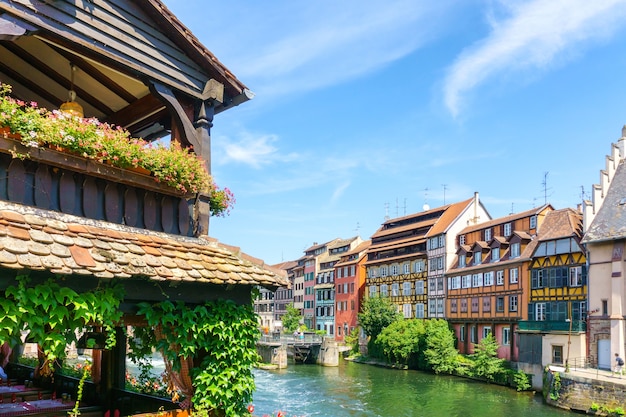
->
[425, 197, 474, 237]
[583, 160, 626, 243]
[459, 204, 552, 235]
[538, 208, 583, 241]
[0, 201, 287, 287]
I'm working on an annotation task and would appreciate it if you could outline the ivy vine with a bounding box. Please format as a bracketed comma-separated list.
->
[137, 299, 259, 417]
[0, 274, 124, 371]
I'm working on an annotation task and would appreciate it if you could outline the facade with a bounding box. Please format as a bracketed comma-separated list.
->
[292, 257, 306, 314]
[334, 240, 371, 342]
[272, 261, 297, 330]
[302, 240, 339, 329]
[446, 205, 552, 360]
[255, 287, 275, 332]
[315, 237, 363, 335]
[582, 134, 626, 370]
[365, 194, 489, 319]
[517, 208, 587, 370]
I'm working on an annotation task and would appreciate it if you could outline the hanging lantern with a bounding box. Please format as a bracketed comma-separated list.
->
[59, 63, 84, 118]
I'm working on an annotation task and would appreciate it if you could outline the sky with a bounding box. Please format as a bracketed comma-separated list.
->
[165, 0, 626, 266]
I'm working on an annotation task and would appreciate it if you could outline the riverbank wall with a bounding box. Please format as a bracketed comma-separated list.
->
[544, 366, 626, 413]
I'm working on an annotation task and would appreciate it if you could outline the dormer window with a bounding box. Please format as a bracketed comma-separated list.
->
[503, 223, 512, 237]
[530, 215, 537, 229]
[491, 247, 500, 262]
[484, 228, 492, 241]
[474, 251, 481, 265]
[459, 255, 466, 267]
[511, 242, 520, 258]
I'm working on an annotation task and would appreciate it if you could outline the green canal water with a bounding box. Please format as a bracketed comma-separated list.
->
[252, 361, 571, 417]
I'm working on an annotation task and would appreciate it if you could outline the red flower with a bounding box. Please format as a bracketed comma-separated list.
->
[276, 412, 285, 417]
[247, 404, 254, 414]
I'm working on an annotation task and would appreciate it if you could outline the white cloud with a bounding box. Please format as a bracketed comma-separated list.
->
[216, 132, 298, 168]
[443, 0, 626, 117]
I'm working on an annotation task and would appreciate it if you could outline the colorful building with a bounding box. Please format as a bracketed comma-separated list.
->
[334, 240, 371, 342]
[516, 208, 586, 376]
[366, 194, 489, 318]
[446, 204, 552, 360]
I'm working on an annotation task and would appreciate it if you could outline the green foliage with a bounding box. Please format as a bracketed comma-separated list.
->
[137, 299, 258, 417]
[549, 371, 561, 401]
[422, 319, 458, 374]
[376, 319, 424, 366]
[344, 328, 360, 355]
[588, 402, 624, 416]
[281, 304, 302, 333]
[357, 296, 402, 339]
[0, 275, 123, 369]
[513, 369, 531, 391]
[470, 334, 505, 382]
[69, 360, 91, 417]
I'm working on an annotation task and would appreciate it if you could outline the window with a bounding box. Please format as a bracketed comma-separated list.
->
[403, 282, 411, 296]
[504, 223, 512, 237]
[380, 266, 388, 277]
[509, 295, 518, 312]
[484, 228, 492, 241]
[391, 283, 399, 296]
[491, 247, 500, 261]
[470, 325, 478, 343]
[471, 297, 479, 313]
[415, 303, 425, 318]
[380, 284, 388, 297]
[510, 242, 520, 258]
[460, 325, 466, 342]
[403, 263, 410, 274]
[369, 285, 377, 297]
[438, 235, 445, 248]
[450, 276, 461, 290]
[437, 278, 444, 291]
[530, 215, 537, 229]
[429, 237, 439, 250]
[368, 267, 377, 278]
[450, 299, 458, 313]
[531, 269, 545, 289]
[415, 280, 424, 295]
[437, 256, 444, 269]
[509, 267, 519, 283]
[482, 297, 491, 313]
[569, 266, 583, 287]
[461, 298, 468, 313]
[472, 273, 483, 288]
[602, 299, 608, 316]
[459, 235, 466, 245]
[484, 271, 494, 286]
[496, 297, 504, 312]
[535, 303, 546, 321]
[459, 255, 466, 267]
[496, 270, 504, 285]
[429, 299, 436, 316]
[552, 345, 563, 364]
[391, 265, 399, 276]
[403, 303, 412, 318]
[437, 298, 444, 314]
[474, 251, 481, 265]
[482, 326, 492, 339]
[429, 279, 436, 292]
[414, 260, 424, 273]
[502, 328, 510, 345]
[462, 275, 471, 288]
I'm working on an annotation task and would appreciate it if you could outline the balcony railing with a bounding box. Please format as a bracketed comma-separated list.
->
[518, 320, 586, 333]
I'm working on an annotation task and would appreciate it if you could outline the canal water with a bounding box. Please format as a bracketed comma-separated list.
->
[252, 361, 571, 417]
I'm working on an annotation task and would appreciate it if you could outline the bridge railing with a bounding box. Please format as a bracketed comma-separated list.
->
[258, 332, 324, 344]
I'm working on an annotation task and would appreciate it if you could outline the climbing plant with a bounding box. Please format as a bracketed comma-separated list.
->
[137, 299, 259, 417]
[0, 274, 124, 371]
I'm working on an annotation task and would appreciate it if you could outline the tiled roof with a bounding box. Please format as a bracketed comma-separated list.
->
[538, 208, 583, 241]
[459, 204, 552, 234]
[583, 160, 626, 243]
[0, 201, 287, 287]
[426, 197, 474, 237]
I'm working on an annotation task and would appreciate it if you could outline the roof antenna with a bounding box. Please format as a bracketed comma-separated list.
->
[442, 184, 447, 205]
[423, 187, 430, 211]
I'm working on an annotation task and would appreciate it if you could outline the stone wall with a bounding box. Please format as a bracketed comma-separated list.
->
[545, 368, 626, 412]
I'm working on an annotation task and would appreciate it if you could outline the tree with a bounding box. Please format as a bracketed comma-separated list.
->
[423, 319, 459, 374]
[281, 303, 303, 332]
[358, 295, 402, 339]
[471, 333, 505, 381]
[376, 319, 425, 366]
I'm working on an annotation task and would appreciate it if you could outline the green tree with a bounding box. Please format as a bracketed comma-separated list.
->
[358, 295, 402, 339]
[376, 319, 425, 366]
[344, 327, 360, 354]
[281, 303, 303, 333]
[423, 319, 459, 374]
[471, 333, 505, 381]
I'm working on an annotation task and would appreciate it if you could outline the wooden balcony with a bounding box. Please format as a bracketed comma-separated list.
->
[0, 136, 195, 236]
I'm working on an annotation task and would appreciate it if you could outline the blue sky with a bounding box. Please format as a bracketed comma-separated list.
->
[165, 0, 626, 266]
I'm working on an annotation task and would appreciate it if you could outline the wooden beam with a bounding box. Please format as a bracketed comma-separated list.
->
[104, 93, 165, 130]
[1, 42, 114, 114]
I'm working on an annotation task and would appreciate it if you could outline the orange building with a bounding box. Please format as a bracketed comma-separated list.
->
[446, 205, 553, 360]
[334, 240, 371, 342]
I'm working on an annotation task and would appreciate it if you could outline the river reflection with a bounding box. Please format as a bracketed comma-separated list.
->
[252, 361, 571, 417]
